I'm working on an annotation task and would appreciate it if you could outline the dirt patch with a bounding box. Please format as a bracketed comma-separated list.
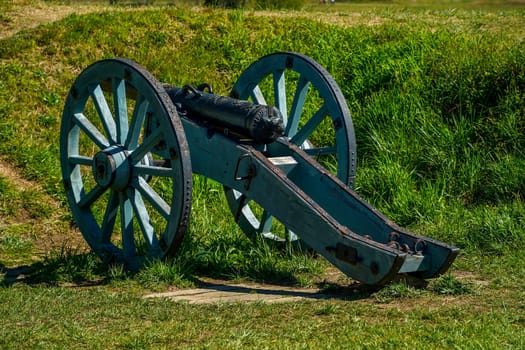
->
[0, 1, 107, 40]
[0, 158, 89, 262]
[0, 159, 41, 192]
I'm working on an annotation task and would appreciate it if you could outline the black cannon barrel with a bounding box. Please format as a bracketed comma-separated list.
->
[167, 86, 284, 144]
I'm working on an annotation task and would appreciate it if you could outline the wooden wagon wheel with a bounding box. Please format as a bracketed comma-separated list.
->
[60, 59, 192, 268]
[224, 52, 357, 244]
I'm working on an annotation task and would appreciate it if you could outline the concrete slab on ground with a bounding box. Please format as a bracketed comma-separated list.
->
[144, 281, 338, 304]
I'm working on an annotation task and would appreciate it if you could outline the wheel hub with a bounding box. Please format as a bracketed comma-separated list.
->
[93, 145, 130, 191]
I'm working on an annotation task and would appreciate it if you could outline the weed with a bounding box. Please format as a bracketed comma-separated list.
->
[137, 259, 195, 290]
[0, 233, 33, 255]
[315, 303, 340, 315]
[107, 263, 129, 281]
[430, 274, 473, 296]
[0, 14, 12, 24]
[373, 280, 423, 303]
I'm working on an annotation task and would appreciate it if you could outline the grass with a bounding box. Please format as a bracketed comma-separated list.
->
[0, 0, 524, 348]
[0, 279, 522, 348]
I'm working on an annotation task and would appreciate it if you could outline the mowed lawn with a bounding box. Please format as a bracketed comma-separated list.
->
[0, 1, 524, 348]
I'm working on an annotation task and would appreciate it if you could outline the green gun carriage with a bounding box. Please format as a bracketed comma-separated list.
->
[60, 52, 458, 285]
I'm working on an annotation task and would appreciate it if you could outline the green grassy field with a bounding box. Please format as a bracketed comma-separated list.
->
[1, 0, 524, 348]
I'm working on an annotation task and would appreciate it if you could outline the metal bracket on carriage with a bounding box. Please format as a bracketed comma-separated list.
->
[234, 153, 257, 191]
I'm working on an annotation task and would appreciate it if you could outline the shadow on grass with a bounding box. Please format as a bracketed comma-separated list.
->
[2, 228, 459, 302]
[0, 248, 391, 302]
[0, 251, 109, 287]
[0, 246, 306, 288]
[0, 253, 443, 305]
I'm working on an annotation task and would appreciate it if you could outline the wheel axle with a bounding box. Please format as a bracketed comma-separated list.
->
[92, 145, 130, 191]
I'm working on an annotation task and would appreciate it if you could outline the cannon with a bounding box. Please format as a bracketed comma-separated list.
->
[60, 52, 458, 285]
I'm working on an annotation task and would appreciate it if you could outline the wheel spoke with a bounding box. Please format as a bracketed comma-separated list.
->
[90, 84, 117, 143]
[120, 192, 135, 258]
[69, 155, 92, 166]
[134, 177, 171, 220]
[304, 146, 337, 156]
[130, 127, 163, 164]
[285, 229, 299, 242]
[250, 85, 266, 105]
[286, 75, 310, 137]
[133, 164, 173, 178]
[228, 191, 248, 222]
[125, 95, 149, 149]
[129, 187, 159, 250]
[112, 77, 128, 144]
[101, 190, 119, 243]
[273, 69, 287, 122]
[258, 210, 273, 234]
[77, 184, 107, 209]
[73, 113, 110, 149]
[290, 104, 328, 146]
